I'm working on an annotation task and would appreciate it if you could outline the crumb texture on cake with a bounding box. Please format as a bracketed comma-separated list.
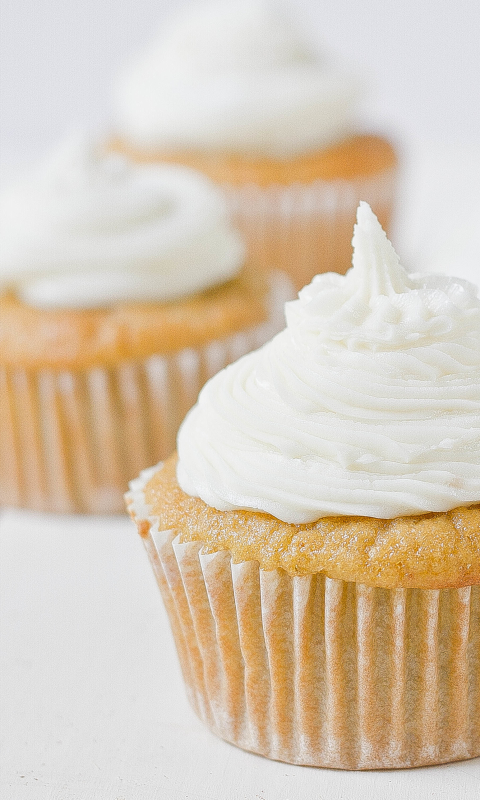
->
[110, 134, 397, 187]
[0, 265, 268, 369]
[142, 455, 480, 590]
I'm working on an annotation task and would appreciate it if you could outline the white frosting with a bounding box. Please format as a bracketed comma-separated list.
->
[114, 0, 358, 158]
[0, 138, 244, 309]
[177, 202, 480, 522]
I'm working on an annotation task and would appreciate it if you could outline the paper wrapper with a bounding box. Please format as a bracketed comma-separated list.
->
[127, 476, 480, 770]
[225, 166, 397, 291]
[0, 273, 291, 514]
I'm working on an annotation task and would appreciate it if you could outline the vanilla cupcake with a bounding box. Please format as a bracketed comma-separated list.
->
[127, 204, 480, 769]
[0, 138, 290, 513]
[111, 0, 398, 292]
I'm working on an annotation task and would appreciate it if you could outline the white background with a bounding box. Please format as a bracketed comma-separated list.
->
[2, 0, 480, 273]
[1, 0, 480, 167]
[1, 2, 480, 798]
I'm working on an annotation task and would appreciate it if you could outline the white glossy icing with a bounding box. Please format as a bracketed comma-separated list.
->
[114, 0, 358, 158]
[177, 202, 480, 521]
[0, 137, 244, 309]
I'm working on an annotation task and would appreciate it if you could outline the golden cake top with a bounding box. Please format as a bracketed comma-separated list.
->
[0, 265, 269, 369]
[111, 133, 397, 187]
[137, 455, 480, 589]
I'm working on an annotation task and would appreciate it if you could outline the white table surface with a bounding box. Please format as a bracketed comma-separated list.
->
[2, 142, 480, 800]
[1, 509, 480, 800]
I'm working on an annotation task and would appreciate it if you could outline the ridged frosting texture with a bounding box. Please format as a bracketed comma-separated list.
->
[177, 202, 480, 522]
[114, 0, 358, 158]
[0, 138, 244, 309]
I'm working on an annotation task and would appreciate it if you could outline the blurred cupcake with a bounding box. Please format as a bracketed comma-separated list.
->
[127, 204, 480, 769]
[111, 0, 398, 290]
[0, 138, 290, 514]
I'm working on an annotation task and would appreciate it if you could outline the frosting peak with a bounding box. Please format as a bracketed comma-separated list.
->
[115, 0, 358, 158]
[351, 201, 412, 299]
[177, 203, 480, 521]
[289, 203, 477, 353]
[0, 137, 244, 309]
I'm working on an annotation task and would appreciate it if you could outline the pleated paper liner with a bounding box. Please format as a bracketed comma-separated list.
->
[225, 166, 397, 292]
[0, 272, 292, 514]
[127, 476, 480, 770]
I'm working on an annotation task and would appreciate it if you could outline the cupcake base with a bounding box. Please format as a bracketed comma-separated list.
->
[110, 134, 398, 291]
[128, 485, 480, 769]
[0, 274, 290, 514]
[225, 170, 396, 291]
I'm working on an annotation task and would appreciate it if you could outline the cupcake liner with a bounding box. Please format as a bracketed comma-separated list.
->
[127, 481, 480, 770]
[224, 166, 397, 291]
[0, 273, 291, 514]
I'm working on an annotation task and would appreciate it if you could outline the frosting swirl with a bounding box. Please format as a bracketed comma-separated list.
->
[0, 138, 244, 309]
[114, 0, 358, 158]
[177, 202, 480, 521]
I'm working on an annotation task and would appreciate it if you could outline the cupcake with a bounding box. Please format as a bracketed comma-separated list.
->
[127, 203, 480, 769]
[0, 138, 290, 514]
[111, 0, 398, 292]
